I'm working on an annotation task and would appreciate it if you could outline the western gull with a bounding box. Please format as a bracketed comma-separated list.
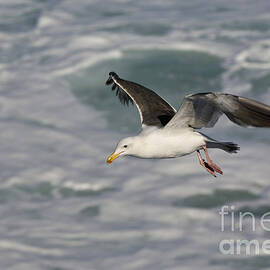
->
[105, 72, 270, 176]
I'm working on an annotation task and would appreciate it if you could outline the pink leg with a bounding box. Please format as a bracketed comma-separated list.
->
[203, 146, 223, 175]
[197, 150, 216, 177]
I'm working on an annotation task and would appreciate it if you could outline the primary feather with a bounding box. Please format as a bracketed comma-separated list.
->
[106, 72, 133, 106]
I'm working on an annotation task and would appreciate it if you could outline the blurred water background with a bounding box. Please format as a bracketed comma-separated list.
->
[1, 0, 270, 269]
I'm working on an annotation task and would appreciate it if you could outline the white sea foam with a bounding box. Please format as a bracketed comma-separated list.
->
[37, 16, 58, 29]
[0, 240, 64, 256]
[236, 40, 270, 69]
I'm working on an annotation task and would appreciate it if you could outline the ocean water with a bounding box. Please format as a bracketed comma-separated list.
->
[1, 0, 270, 269]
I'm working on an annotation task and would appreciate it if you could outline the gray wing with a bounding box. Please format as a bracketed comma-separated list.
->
[165, 92, 270, 129]
[106, 72, 176, 127]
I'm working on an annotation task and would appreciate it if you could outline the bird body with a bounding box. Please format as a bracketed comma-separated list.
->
[127, 127, 205, 159]
[105, 72, 270, 176]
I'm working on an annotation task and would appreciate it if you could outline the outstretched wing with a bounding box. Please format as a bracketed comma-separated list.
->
[165, 92, 270, 129]
[106, 72, 176, 127]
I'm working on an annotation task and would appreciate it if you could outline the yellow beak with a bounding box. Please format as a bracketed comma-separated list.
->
[106, 151, 123, 164]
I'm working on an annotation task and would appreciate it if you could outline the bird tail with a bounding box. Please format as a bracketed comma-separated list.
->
[199, 132, 240, 153]
[206, 141, 240, 153]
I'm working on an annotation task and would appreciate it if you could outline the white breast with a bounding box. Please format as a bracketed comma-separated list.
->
[133, 128, 205, 159]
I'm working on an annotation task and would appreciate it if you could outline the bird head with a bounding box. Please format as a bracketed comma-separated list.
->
[106, 137, 135, 164]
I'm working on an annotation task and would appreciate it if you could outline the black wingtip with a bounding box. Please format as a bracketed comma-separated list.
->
[108, 71, 119, 78]
[105, 77, 113, 85]
[105, 71, 133, 106]
[106, 71, 119, 85]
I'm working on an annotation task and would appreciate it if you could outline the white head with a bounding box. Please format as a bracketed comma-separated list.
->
[106, 136, 138, 164]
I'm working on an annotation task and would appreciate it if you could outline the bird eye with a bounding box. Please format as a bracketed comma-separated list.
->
[123, 145, 128, 148]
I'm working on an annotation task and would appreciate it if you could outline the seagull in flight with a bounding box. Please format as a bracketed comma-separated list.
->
[105, 72, 270, 176]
